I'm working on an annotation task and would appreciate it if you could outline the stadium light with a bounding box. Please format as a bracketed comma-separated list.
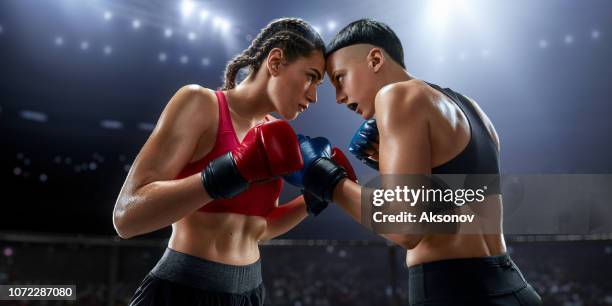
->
[188, 32, 197, 41]
[103, 45, 113, 55]
[327, 21, 336, 31]
[199, 10, 209, 22]
[164, 28, 173, 38]
[103, 11, 113, 21]
[180, 0, 195, 19]
[132, 19, 141, 30]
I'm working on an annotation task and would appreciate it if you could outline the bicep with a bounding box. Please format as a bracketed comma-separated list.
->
[377, 103, 432, 175]
[125, 86, 216, 191]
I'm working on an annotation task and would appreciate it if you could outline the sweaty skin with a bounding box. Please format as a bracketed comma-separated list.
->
[327, 45, 505, 267]
[113, 49, 325, 265]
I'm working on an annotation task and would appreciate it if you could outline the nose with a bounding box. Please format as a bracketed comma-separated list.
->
[336, 90, 348, 104]
[306, 84, 317, 104]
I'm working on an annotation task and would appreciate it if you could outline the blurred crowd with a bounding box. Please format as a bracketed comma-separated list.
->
[1, 240, 611, 305]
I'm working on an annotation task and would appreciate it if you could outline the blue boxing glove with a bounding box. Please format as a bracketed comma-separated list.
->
[284, 135, 348, 216]
[284, 135, 333, 188]
[349, 119, 379, 170]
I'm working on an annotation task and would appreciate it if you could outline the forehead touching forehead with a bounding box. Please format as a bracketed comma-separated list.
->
[326, 44, 373, 72]
[301, 50, 325, 79]
[304, 50, 325, 67]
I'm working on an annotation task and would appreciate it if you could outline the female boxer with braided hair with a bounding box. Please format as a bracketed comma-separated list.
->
[114, 18, 326, 306]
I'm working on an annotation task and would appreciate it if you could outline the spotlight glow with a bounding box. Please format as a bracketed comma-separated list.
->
[199, 10, 209, 21]
[188, 32, 197, 41]
[0, 24, 3, 34]
[138, 123, 155, 131]
[564, 35, 574, 44]
[591, 29, 600, 39]
[103, 45, 113, 55]
[212, 17, 231, 33]
[180, 0, 195, 18]
[80, 41, 89, 50]
[426, 0, 451, 32]
[164, 28, 173, 38]
[54, 36, 64, 46]
[132, 19, 141, 29]
[20, 110, 48, 122]
[201, 57, 210, 66]
[327, 21, 336, 31]
[158, 52, 167, 62]
[101, 120, 122, 129]
[213, 17, 222, 28]
[221, 20, 231, 32]
[538, 39, 548, 49]
[180, 55, 189, 64]
[103, 11, 113, 21]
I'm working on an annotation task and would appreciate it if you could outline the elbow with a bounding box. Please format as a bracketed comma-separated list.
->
[399, 235, 423, 250]
[385, 234, 423, 250]
[113, 206, 136, 239]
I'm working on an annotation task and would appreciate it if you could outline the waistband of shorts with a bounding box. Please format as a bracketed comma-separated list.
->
[150, 248, 262, 294]
[407, 254, 528, 303]
[409, 253, 514, 275]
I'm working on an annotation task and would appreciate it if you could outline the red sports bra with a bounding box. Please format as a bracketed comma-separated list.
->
[175, 91, 282, 217]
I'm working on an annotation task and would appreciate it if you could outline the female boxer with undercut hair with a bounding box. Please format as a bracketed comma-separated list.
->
[113, 18, 331, 306]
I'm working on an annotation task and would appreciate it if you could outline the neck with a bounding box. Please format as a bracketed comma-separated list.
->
[224, 76, 273, 125]
[386, 66, 415, 84]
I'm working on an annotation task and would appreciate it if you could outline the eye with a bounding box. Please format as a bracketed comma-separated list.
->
[335, 74, 344, 84]
[307, 74, 316, 82]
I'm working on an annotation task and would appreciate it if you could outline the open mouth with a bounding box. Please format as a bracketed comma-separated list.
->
[298, 103, 308, 112]
[347, 102, 358, 112]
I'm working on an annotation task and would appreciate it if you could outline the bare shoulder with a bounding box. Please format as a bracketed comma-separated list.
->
[375, 80, 436, 120]
[159, 84, 218, 134]
[167, 84, 217, 117]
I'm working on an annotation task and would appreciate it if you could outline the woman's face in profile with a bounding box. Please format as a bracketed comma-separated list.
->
[268, 50, 325, 120]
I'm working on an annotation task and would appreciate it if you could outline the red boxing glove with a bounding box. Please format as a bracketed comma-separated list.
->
[202, 120, 303, 199]
[234, 120, 304, 181]
[331, 147, 358, 183]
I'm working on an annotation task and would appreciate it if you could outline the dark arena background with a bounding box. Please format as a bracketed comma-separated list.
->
[1, 0, 612, 305]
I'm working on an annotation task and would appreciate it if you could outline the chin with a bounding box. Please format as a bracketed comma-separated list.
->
[287, 113, 299, 121]
[362, 109, 374, 120]
[279, 110, 298, 121]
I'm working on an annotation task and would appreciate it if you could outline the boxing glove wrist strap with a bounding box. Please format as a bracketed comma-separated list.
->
[201, 152, 248, 199]
[303, 191, 329, 216]
[303, 157, 347, 203]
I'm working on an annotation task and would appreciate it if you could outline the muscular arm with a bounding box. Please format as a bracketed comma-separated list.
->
[112, 85, 217, 239]
[332, 82, 434, 249]
[260, 196, 308, 241]
[375, 82, 434, 249]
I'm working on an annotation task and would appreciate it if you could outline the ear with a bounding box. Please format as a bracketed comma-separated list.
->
[266, 48, 284, 76]
[366, 48, 385, 73]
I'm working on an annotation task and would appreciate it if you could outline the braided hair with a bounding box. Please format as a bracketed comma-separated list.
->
[221, 18, 325, 90]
